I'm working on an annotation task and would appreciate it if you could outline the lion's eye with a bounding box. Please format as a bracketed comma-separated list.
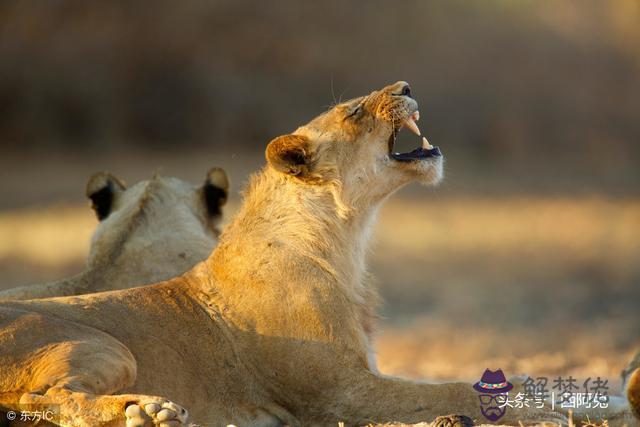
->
[344, 104, 363, 120]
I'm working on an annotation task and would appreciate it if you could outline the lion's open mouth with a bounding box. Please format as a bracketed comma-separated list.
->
[388, 111, 442, 161]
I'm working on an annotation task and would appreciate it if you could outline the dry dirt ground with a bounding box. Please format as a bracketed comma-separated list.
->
[0, 196, 638, 426]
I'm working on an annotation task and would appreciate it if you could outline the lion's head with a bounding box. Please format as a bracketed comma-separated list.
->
[85, 168, 229, 281]
[0, 168, 231, 301]
[266, 81, 443, 208]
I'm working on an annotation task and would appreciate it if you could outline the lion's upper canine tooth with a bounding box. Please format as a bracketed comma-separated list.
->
[404, 117, 421, 136]
[422, 136, 433, 149]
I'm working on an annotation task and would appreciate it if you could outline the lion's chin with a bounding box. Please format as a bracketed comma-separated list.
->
[415, 156, 444, 186]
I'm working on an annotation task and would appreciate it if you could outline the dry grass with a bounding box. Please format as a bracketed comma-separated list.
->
[368, 196, 640, 390]
[377, 320, 636, 389]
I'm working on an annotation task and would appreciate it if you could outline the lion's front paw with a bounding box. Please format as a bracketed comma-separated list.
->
[431, 414, 474, 427]
[125, 398, 188, 427]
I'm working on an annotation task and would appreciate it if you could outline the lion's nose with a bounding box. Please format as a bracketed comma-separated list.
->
[389, 81, 412, 98]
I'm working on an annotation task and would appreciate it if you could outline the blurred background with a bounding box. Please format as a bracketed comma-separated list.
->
[0, 0, 639, 391]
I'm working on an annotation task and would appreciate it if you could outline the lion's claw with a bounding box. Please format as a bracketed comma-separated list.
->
[125, 399, 188, 427]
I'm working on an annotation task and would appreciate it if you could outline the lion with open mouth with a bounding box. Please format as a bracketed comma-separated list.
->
[0, 82, 566, 426]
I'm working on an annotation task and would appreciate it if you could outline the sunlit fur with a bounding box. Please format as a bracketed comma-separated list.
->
[0, 172, 225, 300]
[622, 350, 640, 420]
[0, 83, 565, 426]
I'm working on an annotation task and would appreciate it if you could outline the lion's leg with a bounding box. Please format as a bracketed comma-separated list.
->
[326, 371, 565, 426]
[0, 308, 188, 426]
[15, 348, 190, 427]
[20, 388, 188, 427]
[326, 373, 479, 425]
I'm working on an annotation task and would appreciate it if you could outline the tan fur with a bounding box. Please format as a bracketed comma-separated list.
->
[0, 82, 566, 426]
[0, 170, 227, 300]
[623, 350, 640, 419]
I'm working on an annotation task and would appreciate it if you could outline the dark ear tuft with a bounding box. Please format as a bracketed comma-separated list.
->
[85, 172, 126, 221]
[266, 134, 312, 177]
[203, 167, 229, 217]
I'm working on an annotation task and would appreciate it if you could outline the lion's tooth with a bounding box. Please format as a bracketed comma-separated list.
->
[422, 136, 433, 149]
[412, 111, 420, 122]
[404, 117, 421, 135]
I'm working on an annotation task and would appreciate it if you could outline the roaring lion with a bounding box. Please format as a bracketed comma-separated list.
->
[0, 168, 228, 300]
[0, 82, 567, 426]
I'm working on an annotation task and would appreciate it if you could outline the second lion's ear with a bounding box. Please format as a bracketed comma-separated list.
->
[85, 172, 127, 221]
[266, 134, 313, 177]
[202, 167, 229, 218]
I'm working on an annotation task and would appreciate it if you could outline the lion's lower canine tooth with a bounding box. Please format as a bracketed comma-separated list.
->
[422, 137, 433, 149]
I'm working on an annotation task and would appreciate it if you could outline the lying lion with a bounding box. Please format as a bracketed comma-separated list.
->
[0, 168, 228, 300]
[0, 82, 570, 426]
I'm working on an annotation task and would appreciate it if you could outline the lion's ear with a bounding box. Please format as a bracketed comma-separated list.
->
[202, 167, 229, 218]
[85, 172, 127, 221]
[266, 134, 313, 177]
